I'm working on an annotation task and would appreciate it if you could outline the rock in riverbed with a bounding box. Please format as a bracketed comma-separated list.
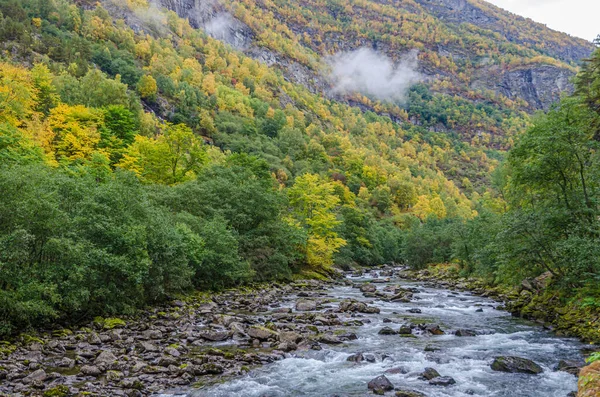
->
[367, 374, 394, 394]
[491, 356, 543, 374]
[295, 299, 317, 311]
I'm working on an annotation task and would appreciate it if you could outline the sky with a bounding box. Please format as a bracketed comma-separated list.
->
[487, 0, 599, 42]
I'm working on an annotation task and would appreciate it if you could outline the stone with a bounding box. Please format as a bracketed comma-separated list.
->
[455, 329, 477, 337]
[107, 370, 124, 382]
[58, 357, 75, 368]
[295, 299, 317, 311]
[398, 325, 412, 335]
[490, 356, 543, 374]
[407, 308, 422, 313]
[367, 375, 394, 394]
[138, 341, 159, 353]
[165, 347, 181, 357]
[247, 326, 278, 341]
[142, 329, 163, 340]
[347, 353, 364, 362]
[419, 367, 440, 380]
[95, 350, 118, 366]
[429, 376, 456, 386]
[319, 334, 342, 344]
[424, 324, 444, 335]
[23, 369, 46, 384]
[279, 331, 302, 344]
[201, 330, 231, 342]
[378, 326, 397, 335]
[556, 359, 581, 376]
[81, 365, 102, 376]
[88, 332, 102, 345]
[360, 284, 377, 293]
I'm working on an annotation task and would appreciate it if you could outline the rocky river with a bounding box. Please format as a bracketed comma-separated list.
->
[0, 268, 587, 397]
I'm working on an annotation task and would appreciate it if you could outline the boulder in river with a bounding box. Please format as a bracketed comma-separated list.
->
[490, 356, 543, 374]
[378, 326, 397, 335]
[556, 359, 582, 376]
[429, 376, 456, 386]
[295, 299, 317, 311]
[247, 326, 278, 341]
[407, 308, 422, 314]
[398, 325, 412, 335]
[347, 353, 364, 362]
[419, 367, 440, 380]
[367, 375, 394, 394]
[360, 284, 377, 293]
[424, 324, 444, 335]
[455, 329, 477, 337]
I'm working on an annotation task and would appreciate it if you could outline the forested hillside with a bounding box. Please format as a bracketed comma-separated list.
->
[155, 0, 593, 149]
[0, 0, 593, 338]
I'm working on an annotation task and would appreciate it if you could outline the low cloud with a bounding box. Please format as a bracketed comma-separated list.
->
[326, 48, 421, 103]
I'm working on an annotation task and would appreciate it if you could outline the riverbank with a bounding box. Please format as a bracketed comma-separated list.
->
[0, 279, 342, 396]
[0, 266, 591, 397]
[403, 264, 600, 397]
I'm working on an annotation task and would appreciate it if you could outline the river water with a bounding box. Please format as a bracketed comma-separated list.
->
[182, 271, 584, 397]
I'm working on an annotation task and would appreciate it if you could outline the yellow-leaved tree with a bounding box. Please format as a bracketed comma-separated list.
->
[288, 173, 346, 272]
[118, 123, 207, 184]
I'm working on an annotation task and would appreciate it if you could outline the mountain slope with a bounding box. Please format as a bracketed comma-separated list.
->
[155, 0, 594, 148]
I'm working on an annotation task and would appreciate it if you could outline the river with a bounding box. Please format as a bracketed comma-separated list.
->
[168, 270, 584, 397]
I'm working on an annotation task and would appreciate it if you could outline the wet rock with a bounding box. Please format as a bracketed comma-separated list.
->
[277, 341, 297, 352]
[158, 356, 178, 367]
[319, 334, 343, 344]
[407, 308, 422, 313]
[367, 375, 394, 394]
[424, 344, 439, 352]
[131, 362, 148, 373]
[165, 346, 181, 357]
[279, 331, 302, 344]
[491, 356, 543, 374]
[378, 327, 397, 335]
[295, 299, 317, 311]
[142, 329, 163, 340]
[88, 333, 102, 345]
[398, 325, 412, 335]
[347, 353, 364, 362]
[395, 390, 427, 397]
[23, 369, 46, 384]
[429, 376, 456, 386]
[138, 341, 159, 353]
[81, 365, 102, 376]
[556, 359, 582, 376]
[455, 329, 477, 337]
[419, 367, 440, 380]
[247, 326, 278, 341]
[58, 356, 75, 368]
[360, 284, 377, 293]
[424, 324, 444, 335]
[200, 330, 231, 342]
[95, 350, 118, 367]
[107, 370, 124, 382]
[120, 377, 144, 390]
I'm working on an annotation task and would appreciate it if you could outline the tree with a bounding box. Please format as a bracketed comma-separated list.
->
[119, 123, 207, 184]
[137, 74, 157, 101]
[288, 174, 346, 271]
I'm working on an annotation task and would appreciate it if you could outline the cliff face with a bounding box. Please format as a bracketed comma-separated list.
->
[414, 0, 592, 64]
[156, 0, 252, 49]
